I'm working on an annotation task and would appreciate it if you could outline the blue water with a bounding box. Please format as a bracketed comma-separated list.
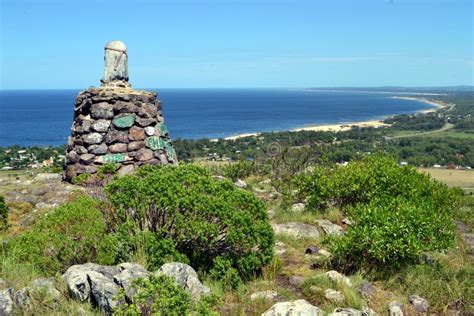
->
[0, 89, 434, 147]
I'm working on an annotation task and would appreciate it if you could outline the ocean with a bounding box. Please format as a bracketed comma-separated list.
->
[0, 89, 435, 147]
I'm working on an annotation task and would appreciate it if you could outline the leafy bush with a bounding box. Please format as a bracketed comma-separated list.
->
[115, 274, 192, 315]
[209, 257, 242, 290]
[8, 196, 107, 274]
[296, 155, 457, 270]
[0, 195, 8, 230]
[115, 274, 219, 315]
[297, 154, 457, 211]
[71, 173, 92, 185]
[97, 221, 188, 270]
[105, 164, 274, 279]
[221, 160, 256, 181]
[97, 162, 117, 179]
[330, 196, 456, 270]
[294, 165, 333, 210]
[328, 155, 456, 209]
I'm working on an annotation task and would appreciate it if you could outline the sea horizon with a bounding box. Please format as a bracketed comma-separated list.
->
[0, 88, 443, 147]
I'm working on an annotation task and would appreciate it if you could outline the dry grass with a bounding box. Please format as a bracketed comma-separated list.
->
[419, 167, 474, 192]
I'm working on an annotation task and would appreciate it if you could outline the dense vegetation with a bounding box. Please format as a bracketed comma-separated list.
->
[115, 275, 220, 315]
[6, 165, 274, 282]
[296, 155, 457, 271]
[102, 164, 274, 280]
[9, 196, 107, 274]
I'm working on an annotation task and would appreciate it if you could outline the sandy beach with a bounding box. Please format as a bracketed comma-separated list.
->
[223, 96, 450, 141]
[390, 96, 451, 113]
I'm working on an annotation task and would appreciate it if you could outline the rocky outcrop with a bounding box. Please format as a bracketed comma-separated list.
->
[325, 289, 345, 303]
[0, 278, 62, 316]
[326, 270, 352, 287]
[234, 179, 247, 188]
[291, 203, 305, 213]
[262, 299, 323, 316]
[155, 262, 210, 301]
[388, 301, 404, 316]
[63, 262, 209, 313]
[272, 222, 320, 239]
[63, 262, 150, 314]
[250, 290, 278, 301]
[64, 86, 177, 182]
[408, 295, 429, 313]
[0, 288, 14, 316]
[317, 219, 344, 236]
[358, 282, 375, 298]
[329, 307, 371, 316]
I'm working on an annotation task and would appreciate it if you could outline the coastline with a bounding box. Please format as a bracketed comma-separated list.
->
[223, 96, 450, 141]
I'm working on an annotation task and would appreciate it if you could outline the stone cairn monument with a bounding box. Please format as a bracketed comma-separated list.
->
[64, 40, 177, 182]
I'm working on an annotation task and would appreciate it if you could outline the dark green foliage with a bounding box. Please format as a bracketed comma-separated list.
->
[9, 196, 107, 274]
[0, 195, 8, 230]
[97, 221, 188, 270]
[331, 197, 456, 270]
[209, 257, 242, 290]
[384, 112, 445, 131]
[221, 160, 256, 181]
[298, 154, 457, 210]
[193, 293, 222, 316]
[105, 164, 274, 278]
[71, 173, 92, 185]
[294, 165, 333, 210]
[115, 275, 192, 315]
[297, 155, 457, 271]
[97, 162, 117, 179]
[115, 274, 220, 315]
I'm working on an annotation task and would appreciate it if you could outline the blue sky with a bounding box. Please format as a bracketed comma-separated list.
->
[1, 0, 472, 89]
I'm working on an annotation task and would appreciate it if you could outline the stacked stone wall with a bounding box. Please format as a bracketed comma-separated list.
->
[64, 87, 177, 181]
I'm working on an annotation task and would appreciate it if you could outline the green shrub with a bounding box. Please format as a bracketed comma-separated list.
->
[209, 257, 242, 290]
[221, 160, 256, 181]
[97, 162, 117, 179]
[105, 164, 274, 279]
[8, 196, 106, 274]
[330, 196, 456, 270]
[98, 221, 188, 270]
[297, 154, 457, 212]
[115, 274, 220, 315]
[294, 165, 333, 210]
[115, 274, 192, 315]
[296, 155, 457, 271]
[71, 173, 92, 185]
[0, 195, 8, 230]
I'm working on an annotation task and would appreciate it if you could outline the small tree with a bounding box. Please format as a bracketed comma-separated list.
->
[9, 196, 107, 274]
[105, 164, 274, 279]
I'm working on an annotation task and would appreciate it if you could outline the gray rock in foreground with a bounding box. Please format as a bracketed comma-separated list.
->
[262, 299, 323, 316]
[388, 301, 404, 316]
[317, 219, 344, 236]
[250, 290, 278, 301]
[408, 294, 429, 313]
[0, 288, 14, 316]
[272, 222, 320, 239]
[155, 262, 210, 301]
[329, 307, 370, 316]
[63, 262, 151, 315]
